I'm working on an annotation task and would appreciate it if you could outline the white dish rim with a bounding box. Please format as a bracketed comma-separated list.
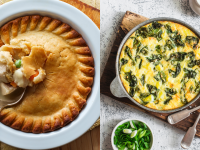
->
[0, 0, 100, 149]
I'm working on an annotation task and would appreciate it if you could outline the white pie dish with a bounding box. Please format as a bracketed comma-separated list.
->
[0, 0, 100, 149]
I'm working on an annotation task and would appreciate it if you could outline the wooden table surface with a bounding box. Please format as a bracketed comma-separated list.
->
[51, 126, 100, 150]
[0, 0, 100, 150]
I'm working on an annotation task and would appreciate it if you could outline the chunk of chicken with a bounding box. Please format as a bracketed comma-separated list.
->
[0, 51, 15, 83]
[13, 68, 29, 88]
[0, 82, 16, 95]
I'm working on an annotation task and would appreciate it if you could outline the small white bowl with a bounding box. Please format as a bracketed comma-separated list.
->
[111, 119, 154, 150]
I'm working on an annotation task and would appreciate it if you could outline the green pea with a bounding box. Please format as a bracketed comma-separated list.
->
[15, 59, 21, 68]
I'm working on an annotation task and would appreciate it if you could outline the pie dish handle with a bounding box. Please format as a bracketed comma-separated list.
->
[110, 77, 127, 98]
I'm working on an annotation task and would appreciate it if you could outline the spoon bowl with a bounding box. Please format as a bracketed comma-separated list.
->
[0, 87, 26, 111]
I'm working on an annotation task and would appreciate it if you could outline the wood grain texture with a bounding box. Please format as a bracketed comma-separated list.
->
[61, 131, 93, 150]
[90, 126, 100, 150]
[121, 11, 148, 34]
[100, 11, 200, 137]
[60, 0, 100, 29]
[59, 126, 100, 150]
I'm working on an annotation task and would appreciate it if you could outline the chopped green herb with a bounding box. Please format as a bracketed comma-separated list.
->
[155, 45, 165, 54]
[164, 39, 175, 50]
[152, 21, 162, 29]
[187, 52, 196, 68]
[195, 81, 200, 93]
[124, 71, 138, 87]
[139, 59, 143, 69]
[165, 26, 185, 47]
[135, 55, 140, 62]
[146, 54, 162, 63]
[129, 88, 135, 97]
[189, 85, 194, 93]
[188, 60, 196, 68]
[139, 93, 150, 105]
[154, 73, 160, 81]
[186, 36, 199, 49]
[135, 27, 149, 38]
[135, 21, 163, 41]
[167, 52, 187, 62]
[133, 38, 141, 48]
[129, 86, 140, 97]
[187, 51, 195, 59]
[154, 71, 166, 84]
[196, 60, 200, 67]
[168, 63, 181, 78]
[180, 87, 188, 104]
[165, 88, 177, 95]
[139, 46, 148, 55]
[183, 68, 197, 80]
[121, 58, 128, 65]
[164, 96, 172, 105]
[155, 45, 161, 53]
[140, 74, 145, 86]
[173, 34, 185, 47]
[164, 24, 172, 33]
[154, 29, 163, 41]
[160, 71, 166, 83]
[125, 46, 132, 59]
[146, 84, 159, 96]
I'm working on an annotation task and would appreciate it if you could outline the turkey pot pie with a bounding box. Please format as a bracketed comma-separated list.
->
[0, 15, 94, 133]
[120, 21, 200, 111]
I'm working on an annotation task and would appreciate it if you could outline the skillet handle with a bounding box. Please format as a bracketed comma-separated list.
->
[110, 77, 127, 98]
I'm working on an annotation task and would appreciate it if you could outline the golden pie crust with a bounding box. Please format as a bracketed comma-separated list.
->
[0, 15, 94, 133]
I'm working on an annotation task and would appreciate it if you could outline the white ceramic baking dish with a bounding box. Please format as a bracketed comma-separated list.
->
[0, 0, 100, 149]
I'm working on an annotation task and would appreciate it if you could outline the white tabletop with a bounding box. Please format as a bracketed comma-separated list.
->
[100, 0, 200, 149]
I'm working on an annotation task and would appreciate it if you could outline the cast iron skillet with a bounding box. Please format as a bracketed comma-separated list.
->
[110, 17, 200, 113]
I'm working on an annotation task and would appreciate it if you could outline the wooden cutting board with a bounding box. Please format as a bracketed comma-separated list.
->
[100, 11, 200, 137]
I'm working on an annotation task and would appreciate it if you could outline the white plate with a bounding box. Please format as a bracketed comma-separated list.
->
[0, 0, 100, 149]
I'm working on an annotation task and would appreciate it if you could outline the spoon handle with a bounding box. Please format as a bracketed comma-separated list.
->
[168, 105, 200, 124]
[181, 113, 200, 149]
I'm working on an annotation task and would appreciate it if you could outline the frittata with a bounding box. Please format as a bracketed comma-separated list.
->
[120, 21, 200, 110]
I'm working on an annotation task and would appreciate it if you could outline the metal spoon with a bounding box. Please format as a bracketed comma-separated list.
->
[0, 88, 26, 111]
[168, 106, 200, 124]
[181, 113, 200, 149]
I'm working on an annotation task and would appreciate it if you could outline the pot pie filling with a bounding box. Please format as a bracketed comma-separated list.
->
[0, 15, 94, 133]
[0, 44, 47, 95]
[120, 21, 200, 110]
